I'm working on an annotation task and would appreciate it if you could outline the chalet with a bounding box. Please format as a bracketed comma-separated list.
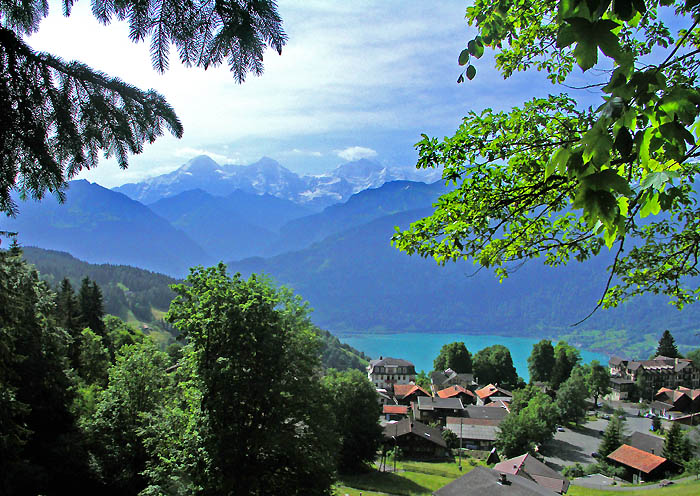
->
[383, 419, 447, 458]
[649, 400, 685, 420]
[414, 396, 465, 425]
[433, 466, 558, 496]
[383, 404, 409, 421]
[437, 385, 476, 405]
[609, 355, 700, 400]
[608, 377, 635, 401]
[655, 386, 700, 413]
[465, 404, 510, 421]
[606, 444, 669, 483]
[376, 388, 395, 406]
[625, 432, 664, 457]
[494, 454, 570, 494]
[393, 383, 431, 406]
[431, 368, 477, 391]
[368, 356, 416, 389]
[445, 416, 500, 450]
[476, 384, 513, 406]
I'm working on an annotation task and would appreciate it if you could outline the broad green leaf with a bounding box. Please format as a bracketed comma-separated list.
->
[640, 193, 661, 217]
[546, 147, 571, 179]
[582, 169, 632, 195]
[556, 25, 576, 48]
[459, 49, 470, 66]
[612, 0, 634, 20]
[614, 126, 633, 156]
[640, 170, 680, 191]
[604, 224, 618, 249]
[466, 65, 477, 80]
[618, 196, 629, 216]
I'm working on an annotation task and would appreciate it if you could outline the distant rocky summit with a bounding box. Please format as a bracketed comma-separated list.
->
[113, 155, 441, 209]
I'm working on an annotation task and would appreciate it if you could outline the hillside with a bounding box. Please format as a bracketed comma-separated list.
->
[19, 246, 369, 370]
[228, 208, 700, 358]
[1, 180, 209, 276]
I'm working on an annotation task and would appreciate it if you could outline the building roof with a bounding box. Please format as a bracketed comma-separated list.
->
[446, 416, 501, 427]
[383, 405, 409, 415]
[494, 454, 570, 494]
[609, 356, 626, 366]
[383, 418, 446, 448]
[625, 432, 664, 457]
[476, 384, 513, 400]
[438, 385, 476, 399]
[431, 369, 476, 386]
[465, 405, 509, 420]
[433, 466, 558, 496]
[394, 383, 430, 399]
[369, 356, 414, 367]
[610, 377, 635, 385]
[607, 444, 667, 473]
[651, 400, 674, 411]
[445, 422, 499, 442]
[417, 396, 465, 411]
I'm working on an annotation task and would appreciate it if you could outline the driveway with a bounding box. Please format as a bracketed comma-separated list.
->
[541, 411, 658, 471]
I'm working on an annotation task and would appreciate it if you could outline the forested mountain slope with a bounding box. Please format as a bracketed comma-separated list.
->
[229, 208, 700, 357]
[1, 180, 209, 276]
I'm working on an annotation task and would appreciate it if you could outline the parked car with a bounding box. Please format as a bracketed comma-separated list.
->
[591, 452, 600, 459]
[557, 427, 565, 432]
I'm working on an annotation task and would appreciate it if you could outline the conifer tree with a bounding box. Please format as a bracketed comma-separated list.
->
[663, 422, 692, 466]
[598, 416, 624, 458]
[0, 0, 286, 216]
[78, 277, 106, 338]
[656, 330, 682, 358]
[56, 277, 80, 364]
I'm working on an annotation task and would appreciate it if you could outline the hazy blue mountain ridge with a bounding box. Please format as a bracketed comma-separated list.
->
[228, 207, 700, 355]
[0, 180, 210, 276]
[269, 180, 449, 254]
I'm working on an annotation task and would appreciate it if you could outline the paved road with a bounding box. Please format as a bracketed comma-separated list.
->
[541, 410, 658, 472]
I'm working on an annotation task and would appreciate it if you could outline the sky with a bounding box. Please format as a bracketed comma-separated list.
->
[26, 0, 588, 188]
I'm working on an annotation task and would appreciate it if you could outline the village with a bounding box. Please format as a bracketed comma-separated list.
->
[350, 336, 700, 496]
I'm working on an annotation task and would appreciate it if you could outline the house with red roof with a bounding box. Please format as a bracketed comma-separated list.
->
[494, 454, 569, 494]
[475, 384, 513, 406]
[393, 383, 431, 406]
[437, 385, 475, 405]
[606, 444, 670, 483]
[383, 404, 409, 421]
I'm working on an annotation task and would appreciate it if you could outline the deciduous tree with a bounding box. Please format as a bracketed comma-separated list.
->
[473, 344, 519, 389]
[527, 339, 555, 384]
[322, 369, 382, 473]
[587, 360, 611, 408]
[555, 369, 589, 425]
[433, 341, 472, 373]
[393, 0, 700, 314]
[167, 264, 336, 495]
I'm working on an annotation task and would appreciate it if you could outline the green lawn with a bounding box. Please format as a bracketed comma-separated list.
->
[334, 459, 483, 496]
[568, 479, 700, 495]
[333, 458, 700, 496]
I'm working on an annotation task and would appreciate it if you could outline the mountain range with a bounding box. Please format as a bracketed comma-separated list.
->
[3, 154, 699, 358]
[114, 155, 442, 209]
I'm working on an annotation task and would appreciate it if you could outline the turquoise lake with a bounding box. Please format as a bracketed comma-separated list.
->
[339, 332, 608, 382]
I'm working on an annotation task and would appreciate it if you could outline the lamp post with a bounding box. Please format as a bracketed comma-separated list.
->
[459, 417, 463, 471]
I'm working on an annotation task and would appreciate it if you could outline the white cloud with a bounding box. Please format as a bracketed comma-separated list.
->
[286, 148, 323, 157]
[336, 146, 377, 161]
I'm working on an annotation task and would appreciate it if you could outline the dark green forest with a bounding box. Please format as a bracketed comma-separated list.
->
[0, 247, 379, 495]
